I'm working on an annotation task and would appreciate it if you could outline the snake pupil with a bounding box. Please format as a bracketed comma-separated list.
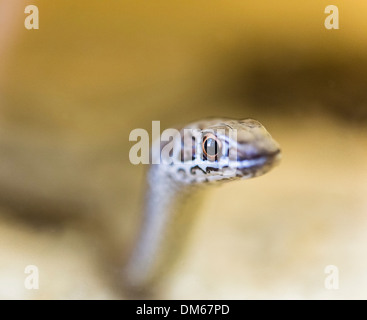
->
[204, 138, 218, 157]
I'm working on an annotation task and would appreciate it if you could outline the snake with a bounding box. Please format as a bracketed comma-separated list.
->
[124, 118, 281, 296]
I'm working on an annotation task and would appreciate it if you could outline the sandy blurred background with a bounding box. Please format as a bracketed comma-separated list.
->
[0, 0, 366, 299]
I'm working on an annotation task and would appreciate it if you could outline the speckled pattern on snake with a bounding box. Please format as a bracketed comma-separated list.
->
[124, 118, 281, 295]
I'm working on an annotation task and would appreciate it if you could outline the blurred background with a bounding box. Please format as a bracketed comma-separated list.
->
[0, 0, 367, 299]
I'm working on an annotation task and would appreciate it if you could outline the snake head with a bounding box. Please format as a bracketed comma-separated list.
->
[164, 118, 281, 184]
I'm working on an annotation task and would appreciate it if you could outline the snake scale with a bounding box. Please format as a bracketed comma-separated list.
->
[124, 118, 281, 296]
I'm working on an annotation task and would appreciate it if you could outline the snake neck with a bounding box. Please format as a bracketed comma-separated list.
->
[124, 165, 204, 295]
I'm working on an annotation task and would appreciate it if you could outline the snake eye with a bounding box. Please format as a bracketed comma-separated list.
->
[202, 133, 221, 161]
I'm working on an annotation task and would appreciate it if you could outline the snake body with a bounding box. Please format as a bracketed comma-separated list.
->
[125, 118, 281, 295]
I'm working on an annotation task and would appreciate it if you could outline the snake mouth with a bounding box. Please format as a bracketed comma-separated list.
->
[238, 149, 281, 165]
[236, 149, 281, 175]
